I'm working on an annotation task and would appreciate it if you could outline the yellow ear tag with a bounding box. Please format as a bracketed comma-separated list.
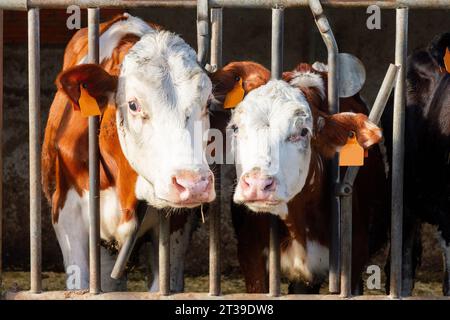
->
[224, 78, 245, 109]
[78, 84, 101, 117]
[339, 132, 364, 167]
[444, 47, 450, 74]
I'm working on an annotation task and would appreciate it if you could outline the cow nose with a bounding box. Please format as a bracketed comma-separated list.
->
[240, 170, 276, 201]
[172, 170, 214, 203]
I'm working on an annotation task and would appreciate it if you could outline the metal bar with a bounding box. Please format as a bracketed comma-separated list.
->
[308, 0, 340, 294]
[368, 64, 399, 125]
[209, 7, 223, 297]
[210, 8, 223, 71]
[159, 213, 170, 295]
[269, 7, 283, 297]
[28, 7, 41, 294]
[271, 7, 283, 80]
[338, 63, 399, 297]
[197, 0, 209, 67]
[390, 6, 408, 299]
[87, 7, 101, 294]
[2, 0, 450, 10]
[110, 207, 153, 279]
[0, 9, 3, 289]
[339, 192, 352, 297]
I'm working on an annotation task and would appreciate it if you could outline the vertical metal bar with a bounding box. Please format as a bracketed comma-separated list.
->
[390, 7, 408, 299]
[28, 8, 42, 294]
[0, 10, 3, 289]
[269, 7, 283, 297]
[308, 0, 340, 294]
[197, 0, 209, 66]
[209, 7, 223, 297]
[210, 8, 223, 70]
[340, 191, 352, 297]
[271, 7, 283, 79]
[87, 7, 101, 294]
[159, 213, 170, 295]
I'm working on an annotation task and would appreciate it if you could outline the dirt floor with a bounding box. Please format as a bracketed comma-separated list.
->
[0, 269, 443, 297]
[1, 223, 446, 298]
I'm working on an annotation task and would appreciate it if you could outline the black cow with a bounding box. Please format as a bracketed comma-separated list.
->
[383, 32, 450, 296]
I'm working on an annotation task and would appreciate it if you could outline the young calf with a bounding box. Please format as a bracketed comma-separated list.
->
[211, 61, 389, 293]
[42, 14, 215, 292]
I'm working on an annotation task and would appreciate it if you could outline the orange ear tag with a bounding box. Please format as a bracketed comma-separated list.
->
[444, 47, 450, 74]
[339, 132, 364, 167]
[224, 78, 245, 109]
[78, 84, 101, 117]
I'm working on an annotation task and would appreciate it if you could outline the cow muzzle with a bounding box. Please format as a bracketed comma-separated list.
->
[170, 169, 215, 206]
[238, 168, 278, 203]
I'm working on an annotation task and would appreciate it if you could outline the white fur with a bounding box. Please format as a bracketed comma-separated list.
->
[312, 61, 328, 72]
[280, 239, 329, 282]
[231, 80, 312, 217]
[53, 189, 90, 289]
[115, 27, 214, 208]
[288, 71, 325, 99]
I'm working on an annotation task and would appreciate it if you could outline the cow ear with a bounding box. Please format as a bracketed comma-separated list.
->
[428, 32, 450, 71]
[313, 112, 382, 158]
[209, 61, 270, 108]
[56, 64, 118, 111]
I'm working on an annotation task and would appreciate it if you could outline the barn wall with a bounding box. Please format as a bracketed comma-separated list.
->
[2, 7, 447, 274]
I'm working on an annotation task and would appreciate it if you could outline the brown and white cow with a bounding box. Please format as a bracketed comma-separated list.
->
[42, 14, 215, 292]
[211, 61, 389, 293]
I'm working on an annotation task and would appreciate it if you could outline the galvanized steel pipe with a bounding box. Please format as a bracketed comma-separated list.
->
[390, 7, 408, 299]
[159, 213, 170, 295]
[209, 7, 223, 297]
[88, 7, 101, 294]
[269, 7, 283, 297]
[28, 7, 42, 294]
[2, 0, 450, 10]
[308, 0, 341, 294]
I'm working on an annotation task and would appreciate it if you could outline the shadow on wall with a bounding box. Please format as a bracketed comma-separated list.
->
[2, 7, 447, 275]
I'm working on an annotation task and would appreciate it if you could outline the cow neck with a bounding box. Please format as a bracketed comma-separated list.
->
[282, 150, 329, 248]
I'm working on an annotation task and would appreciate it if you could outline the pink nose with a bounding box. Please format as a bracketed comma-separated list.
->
[239, 169, 276, 201]
[172, 170, 214, 203]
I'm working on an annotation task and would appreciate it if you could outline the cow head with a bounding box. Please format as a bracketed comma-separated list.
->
[57, 30, 215, 209]
[214, 62, 382, 218]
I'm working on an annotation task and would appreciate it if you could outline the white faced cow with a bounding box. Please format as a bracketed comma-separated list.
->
[42, 14, 214, 292]
[211, 61, 389, 293]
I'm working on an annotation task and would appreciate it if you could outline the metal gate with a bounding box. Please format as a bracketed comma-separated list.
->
[0, 0, 449, 300]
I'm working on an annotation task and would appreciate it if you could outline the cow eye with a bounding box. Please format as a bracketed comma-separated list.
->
[231, 124, 239, 133]
[300, 128, 309, 137]
[288, 128, 309, 142]
[128, 100, 140, 114]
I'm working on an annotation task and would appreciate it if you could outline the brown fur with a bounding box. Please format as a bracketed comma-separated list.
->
[41, 14, 189, 235]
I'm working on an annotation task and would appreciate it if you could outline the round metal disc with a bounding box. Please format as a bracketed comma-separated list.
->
[338, 53, 366, 98]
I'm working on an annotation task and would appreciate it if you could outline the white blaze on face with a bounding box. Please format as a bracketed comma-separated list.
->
[230, 80, 313, 218]
[115, 30, 214, 208]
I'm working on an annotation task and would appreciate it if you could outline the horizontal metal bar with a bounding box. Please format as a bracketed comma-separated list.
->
[1, 0, 450, 10]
